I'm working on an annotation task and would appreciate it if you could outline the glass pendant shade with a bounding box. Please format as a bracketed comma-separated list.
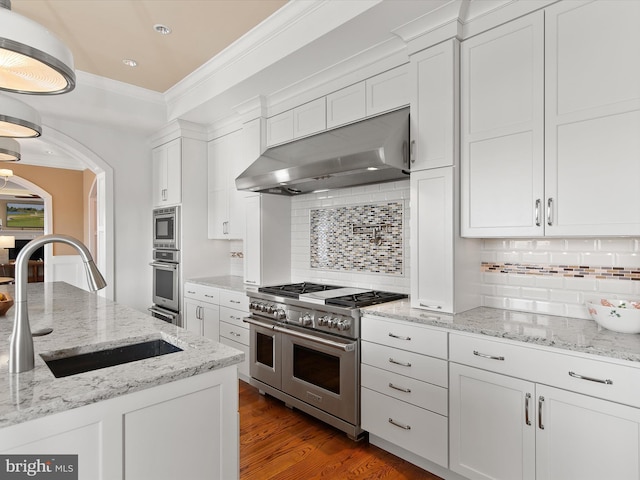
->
[0, 137, 19, 161]
[0, 94, 41, 137]
[0, 1, 75, 95]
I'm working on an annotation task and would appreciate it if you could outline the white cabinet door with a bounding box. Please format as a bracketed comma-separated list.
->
[202, 302, 220, 341]
[293, 97, 326, 138]
[461, 12, 544, 237]
[183, 297, 202, 335]
[207, 129, 245, 239]
[544, 0, 640, 236]
[266, 109, 294, 146]
[449, 363, 536, 480]
[152, 138, 182, 207]
[326, 82, 366, 128]
[365, 64, 409, 117]
[410, 40, 458, 171]
[536, 384, 640, 480]
[410, 168, 454, 313]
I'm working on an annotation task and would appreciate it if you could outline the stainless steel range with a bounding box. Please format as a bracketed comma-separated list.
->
[243, 282, 406, 440]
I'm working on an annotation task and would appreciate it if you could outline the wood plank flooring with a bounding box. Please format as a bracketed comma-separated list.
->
[239, 381, 443, 480]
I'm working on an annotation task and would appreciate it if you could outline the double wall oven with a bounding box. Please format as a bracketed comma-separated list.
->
[244, 282, 406, 440]
[149, 206, 181, 326]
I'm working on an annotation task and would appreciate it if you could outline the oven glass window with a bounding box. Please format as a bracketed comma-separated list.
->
[155, 269, 175, 300]
[155, 217, 174, 240]
[293, 344, 340, 394]
[256, 332, 274, 368]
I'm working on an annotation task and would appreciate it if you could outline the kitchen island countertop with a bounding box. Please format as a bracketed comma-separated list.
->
[0, 282, 243, 429]
[186, 275, 252, 293]
[363, 300, 640, 364]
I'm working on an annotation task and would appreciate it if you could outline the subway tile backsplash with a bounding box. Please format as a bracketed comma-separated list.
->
[481, 238, 640, 319]
[291, 181, 410, 293]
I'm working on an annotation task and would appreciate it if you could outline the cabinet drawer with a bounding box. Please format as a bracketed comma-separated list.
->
[361, 387, 447, 468]
[220, 321, 249, 346]
[361, 315, 447, 359]
[219, 306, 247, 329]
[362, 341, 447, 388]
[219, 290, 249, 311]
[219, 337, 249, 379]
[450, 333, 640, 408]
[361, 364, 447, 415]
[184, 283, 219, 304]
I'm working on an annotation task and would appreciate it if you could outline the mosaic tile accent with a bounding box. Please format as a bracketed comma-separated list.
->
[482, 262, 640, 280]
[310, 202, 403, 274]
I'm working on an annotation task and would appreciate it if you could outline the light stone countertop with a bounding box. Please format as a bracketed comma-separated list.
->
[0, 282, 244, 429]
[186, 275, 253, 294]
[363, 300, 640, 364]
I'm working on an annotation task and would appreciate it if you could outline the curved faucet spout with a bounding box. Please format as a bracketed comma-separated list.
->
[9, 234, 107, 374]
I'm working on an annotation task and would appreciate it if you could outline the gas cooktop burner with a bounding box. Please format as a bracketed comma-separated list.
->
[258, 282, 342, 298]
[326, 291, 407, 308]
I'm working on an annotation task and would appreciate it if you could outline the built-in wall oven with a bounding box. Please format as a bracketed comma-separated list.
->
[244, 283, 406, 440]
[149, 206, 181, 326]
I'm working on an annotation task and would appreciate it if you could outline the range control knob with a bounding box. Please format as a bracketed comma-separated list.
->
[273, 308, 286, 320]
[257, 303, 266, 312]
[266, 304, 275, 314]
[337, 319, 352, 331]
[328, 317, 339, 328]
[318, 315, 330, 326]
[301, 313, 313, 326]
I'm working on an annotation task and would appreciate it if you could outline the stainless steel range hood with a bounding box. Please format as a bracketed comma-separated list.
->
[235, 107, 410, 195]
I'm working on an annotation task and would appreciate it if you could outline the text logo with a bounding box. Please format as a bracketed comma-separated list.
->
[0, 455, 77, 479]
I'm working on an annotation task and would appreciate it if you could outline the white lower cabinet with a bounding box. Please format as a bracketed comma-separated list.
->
[183, 283, 220, 341]
[218, 289, 250, 381]
[449, 333, 640, 480]
[361, 315, 448, 468]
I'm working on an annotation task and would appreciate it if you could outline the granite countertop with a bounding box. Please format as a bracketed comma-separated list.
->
[186, 275, 252, 293]
[363, 300, 640, 364]
[0, 282, 244, 429]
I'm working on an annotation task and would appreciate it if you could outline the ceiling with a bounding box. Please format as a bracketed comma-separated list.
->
[11, 0, 289, 93]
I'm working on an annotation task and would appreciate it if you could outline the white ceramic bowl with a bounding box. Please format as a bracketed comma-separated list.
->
[586, 299, 640, 334]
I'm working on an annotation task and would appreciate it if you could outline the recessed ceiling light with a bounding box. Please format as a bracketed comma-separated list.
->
[122, 59, 137, 68]
[153, 24, 172, 35]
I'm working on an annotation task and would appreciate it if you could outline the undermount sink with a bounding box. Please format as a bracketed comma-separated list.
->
[42, 339, 183, 378]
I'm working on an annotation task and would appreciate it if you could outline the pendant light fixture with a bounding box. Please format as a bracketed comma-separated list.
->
[0, 137, 19, 161]
[0, 0, 75, 95]
[0, 94, 41, 138]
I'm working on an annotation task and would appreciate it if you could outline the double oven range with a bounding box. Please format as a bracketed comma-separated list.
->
[244, 282, 406, 440]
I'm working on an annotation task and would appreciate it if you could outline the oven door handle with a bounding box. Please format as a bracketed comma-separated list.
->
[149, 261, 178, 270]
[243, 317, 276, 330]
[274, 325, 355, 352]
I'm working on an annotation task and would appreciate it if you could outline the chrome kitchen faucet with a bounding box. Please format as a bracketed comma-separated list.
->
[8, 234, 107, 374]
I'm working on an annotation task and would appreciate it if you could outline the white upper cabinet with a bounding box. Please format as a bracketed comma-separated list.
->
[266, 109, 294, 146]
[152, 138, 182, 207]
[462, 1, 640, 237]
[461, 12, 544, 237]
[207, 129, 246, 240]
[326, 82, 366, 129]
[544, 0, 640, 236]
[293, 97, 326, 138]
[410, 39, 459, 171]
[365, 64, 409, 117]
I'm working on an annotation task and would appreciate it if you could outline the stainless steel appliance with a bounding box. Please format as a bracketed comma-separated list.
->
[244, 282, 406, 440]
[153, 206, 180, 250]
[149, 248, 180, 319]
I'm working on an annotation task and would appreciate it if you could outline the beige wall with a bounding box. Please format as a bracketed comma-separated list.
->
[6, 164, 95, 256]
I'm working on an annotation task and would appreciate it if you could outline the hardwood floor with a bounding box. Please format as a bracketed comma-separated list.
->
[239, 381, 443, 480]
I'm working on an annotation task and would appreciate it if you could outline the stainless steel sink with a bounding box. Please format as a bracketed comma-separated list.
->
[42, 339, 183, 378]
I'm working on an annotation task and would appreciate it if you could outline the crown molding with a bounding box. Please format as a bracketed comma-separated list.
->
[76, 71, 164, 105]
[150, 119, 208, 147]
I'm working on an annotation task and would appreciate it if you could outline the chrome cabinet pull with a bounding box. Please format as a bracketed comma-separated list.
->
[204, 294, 215, 298]
[187, 290, 196, 295]
[568, 371, 613, 385]
[547, 198, 553, 226]
[538, 396, 545, 430]
[535, 199, 541, 226]
[389, 383, 411, 393]
[245, 280, 257, 284]
[419, 303, 442, 310]
[388, 418, 411, 430]
[473, 350, 505, 361]
[230, 300, 241, 304]
[525, 393, 532, 426]
[223, 221, 229, 235]
[410, 140, 416, 164]
[388, 332, 411, 341]
[229, 331, 241, 337]
[389, 357, 411, 367]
